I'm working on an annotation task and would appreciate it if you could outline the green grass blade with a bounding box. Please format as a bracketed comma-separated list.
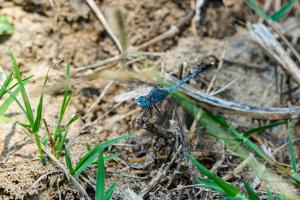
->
[242, 120, 286, 138]
[0, 70, 14, 99]
[243, 182, 260, 200]
[105, 183, 117, 200]
[95, 145, 105, 200]
[0, 76, 32, 119]
[6, 89, 27, 116]
[54, 94, 71, 141]
[271, 0, 297, 21]
[56, 129, 68, 154]
[64, 148, 74, 174]
[33, 71, 49, 133]
[101, 134, 130, 149]
[104, 152, 124, 161]
[0, 15, 13, 34]
[189, 155, 242, 197]
[267, 190, 274, 200]
[74, 145, 101, 176]
[74, 134, 130, 176]
[66, 114, 78, 127]
[287, 120, 298, 175]
[210, 114, 272, 163]
[54, 63, 72, 141]
[0, 86, 20, 116]
[196, 177, 226, 194]
[243, 0, 271, 21]
[9, 49, 34, 127]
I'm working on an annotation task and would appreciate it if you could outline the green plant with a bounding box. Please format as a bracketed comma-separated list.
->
[243, 0, 298, 22]
[190, 155, 283, 200]
[287, 120, 300, 182]
[9, 49, 48, 165]
[42, 63, 78, 157]
[65, 134, 130, 199]
[174, 92, 299, 199]
[0, 15, 13, 35]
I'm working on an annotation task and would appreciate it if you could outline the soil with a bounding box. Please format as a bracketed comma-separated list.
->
[0, 0, 299, 199]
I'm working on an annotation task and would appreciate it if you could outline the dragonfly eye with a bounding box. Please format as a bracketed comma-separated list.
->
[136, 96, 149, 109]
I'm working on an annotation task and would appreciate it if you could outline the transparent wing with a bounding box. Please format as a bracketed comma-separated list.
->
[114, 86, 152, 103]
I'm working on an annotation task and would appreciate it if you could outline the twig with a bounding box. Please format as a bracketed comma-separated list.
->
[140, 145, 182, 198]
[222, 154, 255, 181]
[210, 141, 225, 173]
[249, 24, 300, 85]
[209, 75, 240, 96]
[43, 119, 55, 153]
[85, 0, 122, 52]
[269, 21, 300, 63]
[136, 25, 179, 50]
[74, 55, 120, 74]
[30, 170, 60, 190]
[206, 51, 225, 94]
[136, 119, 176, 139]
[42, 146, 91, 200]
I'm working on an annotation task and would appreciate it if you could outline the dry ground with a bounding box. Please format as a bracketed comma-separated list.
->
[0, 0, 299, 199]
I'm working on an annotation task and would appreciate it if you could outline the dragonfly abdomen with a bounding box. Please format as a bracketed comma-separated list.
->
[168, 63, 213, 92]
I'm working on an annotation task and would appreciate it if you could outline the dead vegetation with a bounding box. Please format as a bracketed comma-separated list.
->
[0, 0, 300, 199]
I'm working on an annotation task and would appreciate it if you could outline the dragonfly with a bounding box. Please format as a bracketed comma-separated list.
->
[115, 62, 214, 117]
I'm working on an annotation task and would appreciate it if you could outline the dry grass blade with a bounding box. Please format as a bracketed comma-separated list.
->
[42, 147, 91, 200]
[86, 0, 123, 52]
[123, 188, 143, 200]
[164, 74, 300, 120]
[249, 24, 300, 84]
[140, 145, 182, 198]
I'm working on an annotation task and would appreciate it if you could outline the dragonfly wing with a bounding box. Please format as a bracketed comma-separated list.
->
[114, 86, 152, 102]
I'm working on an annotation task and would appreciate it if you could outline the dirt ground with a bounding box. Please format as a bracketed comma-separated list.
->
[0, 0, 299, 199]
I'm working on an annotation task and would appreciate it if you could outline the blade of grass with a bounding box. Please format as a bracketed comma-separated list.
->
[0, 70, 13, 99]
[267, 190, 274, 200]
[174, 92, 293, 177]
[243, 0, 271, 21]
[66, 114, 78, 127]
[243, 181, 260, 200]
[0, 76, 32, 119]
[54, 63, 71, 142]
[0, 85, 20, 116]
[9, 49, 34, 127]
[242, 120, 286, 138]
[56, 129, 68, 154]
[213, 114, 272, 163]
[196, 177, 227, 195]
[64, 148, 74, 174]
[104, 152, 124, 162]
[0, 15, 13, 34]
[95, 145, 105, 200]
[33, 70, 49, 133]
[73, 145, 101, 176]
[287, 120, 300, 182]
[73, 134, 130, 176]
[189, 155, 242, 198]
[101, 134, 130, 149]
[271, 0, 297, 21]
[105, 183, 117, 200]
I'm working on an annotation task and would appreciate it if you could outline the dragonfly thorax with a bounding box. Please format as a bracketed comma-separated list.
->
[136, 96, 151, 109]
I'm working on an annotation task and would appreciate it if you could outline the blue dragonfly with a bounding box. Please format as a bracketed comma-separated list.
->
[114, 62, 214, 119]
[135, 62, 214, 110]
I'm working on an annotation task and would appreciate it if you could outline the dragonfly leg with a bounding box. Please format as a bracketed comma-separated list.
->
[140, 106, 153, 122]
[153, 104, 161, 116]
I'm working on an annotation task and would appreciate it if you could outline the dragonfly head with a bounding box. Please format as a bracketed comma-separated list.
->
[136, 96, 150, 109]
